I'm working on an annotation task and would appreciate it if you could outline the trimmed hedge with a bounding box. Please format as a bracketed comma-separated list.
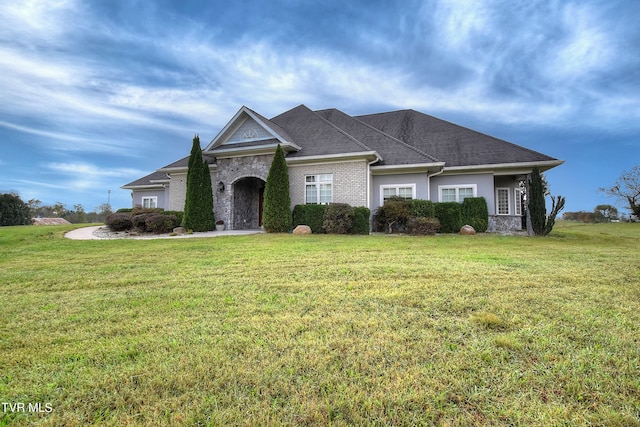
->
[106, 212, 133, 231]
[461, 197, 488, 232]
[146, 213, 178, 234]
[106, 210, 184, 234]
[406, 217, 440, 235]
[292, 204, 326, 233]
[435, 202, 462, 233]
[410, 199, 436, 218]
[323, 203, 355, 234]
[349, 206, 371, 234]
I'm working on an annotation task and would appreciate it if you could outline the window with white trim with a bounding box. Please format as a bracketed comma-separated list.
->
[305, 174, 333, 204]
[142, 196, 157, 209]
[496, 188, 510, 215]
[438, 185, 476, 203]
[514, 188, 523, 216]
[381, 184, 416, 202]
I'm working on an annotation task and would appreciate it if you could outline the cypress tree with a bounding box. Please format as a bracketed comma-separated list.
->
[528, 167, 546, 236]
[182, 135, 215, 232]
[262, 144, 292, 232]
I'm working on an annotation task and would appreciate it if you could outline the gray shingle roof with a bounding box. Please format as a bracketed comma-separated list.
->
[270, 105, 373, 158]
[315, 108, 439, 165]
[125, 105, 560, 188]
[356, 109, 557, 167]
[122, 169, 169, 188]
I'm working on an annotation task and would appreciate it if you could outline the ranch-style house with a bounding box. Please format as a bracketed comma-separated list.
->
[122, 105, 563, 232]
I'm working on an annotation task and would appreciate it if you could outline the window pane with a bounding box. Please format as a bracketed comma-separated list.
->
[459, 187, 474, 201]
[305, 184, 317, 204]
[383, 188, 396, 200]
[398, 187, 413, 200]
[497, 189, 509, 215]
[442, 188, 456, 202]
[319, 174, 332, 182]
[514, 189, 522, 216]
[319, 183, 332, 203]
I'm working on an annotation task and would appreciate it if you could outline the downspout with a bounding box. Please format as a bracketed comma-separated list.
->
[367, 155, 382, 209]
[427, 166, 445, 201]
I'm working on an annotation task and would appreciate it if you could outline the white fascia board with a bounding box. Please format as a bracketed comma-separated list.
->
[204, 106, 299, 152]
[158, 166, 188, 173]
[211, 142, 299, 159]
[370, 162, 445, 175]
[120, 184, 165, 190]
[443, 160, 564, 174]
[286, 151, 380, 165]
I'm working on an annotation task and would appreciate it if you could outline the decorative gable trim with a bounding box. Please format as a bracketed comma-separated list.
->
[204, 106, 300, 154]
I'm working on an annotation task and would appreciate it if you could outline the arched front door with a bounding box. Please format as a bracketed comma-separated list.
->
[232, 177, 265, 229]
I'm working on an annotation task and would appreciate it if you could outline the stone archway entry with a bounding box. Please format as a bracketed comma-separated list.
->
[232, 177, 265, 230]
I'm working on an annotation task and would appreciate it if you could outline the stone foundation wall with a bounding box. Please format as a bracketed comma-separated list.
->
[488, 215, 523, 232]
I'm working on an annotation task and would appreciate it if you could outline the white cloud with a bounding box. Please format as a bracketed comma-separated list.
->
[46, 162, 144, 179]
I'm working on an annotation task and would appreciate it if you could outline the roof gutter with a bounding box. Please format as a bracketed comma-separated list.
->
[443, 160, 564, 174]
[286, 151, 380, 165]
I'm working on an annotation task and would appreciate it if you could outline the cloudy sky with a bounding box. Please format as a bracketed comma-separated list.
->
[1, 0, 638, 214]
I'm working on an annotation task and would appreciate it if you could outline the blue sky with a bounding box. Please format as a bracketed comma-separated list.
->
[1, 0, 638, 214]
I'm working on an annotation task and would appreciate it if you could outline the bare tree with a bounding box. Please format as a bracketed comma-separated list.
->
[599, 165, 640, 218]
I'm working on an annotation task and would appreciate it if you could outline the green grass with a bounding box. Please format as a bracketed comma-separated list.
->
[1, 222, 639, 426]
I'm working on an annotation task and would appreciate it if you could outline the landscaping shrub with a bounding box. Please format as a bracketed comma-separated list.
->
[106, 212, 133, 231]
[116, 208, 133, 213]
[133, 213, 153, 232]
[164, 211, 184, 227]
[349, 206, 371, 234]
[373, 197, 411, 233]
[292, 204, 326, 233]
[322, 203, 355, 234]
[410, 199, 436, 218]
[131, 207, 163, 216]
[461, 197, 489, 232]
[435, 202, 462, 233]
[406, 217, 441, 235]
[145, 213, 178, 234]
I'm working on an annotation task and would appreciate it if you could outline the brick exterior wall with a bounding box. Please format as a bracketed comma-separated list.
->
[168, 173, 187, 212]
[288, 160, 368, 209]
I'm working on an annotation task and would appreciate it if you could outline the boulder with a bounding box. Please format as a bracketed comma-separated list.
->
[293, 225, 312, 234]
[460, 225, 476, 235]
[173, 227, 187, 234]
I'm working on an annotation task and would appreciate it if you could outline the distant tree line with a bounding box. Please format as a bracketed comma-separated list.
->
[562, 205, 621, 223]
[0, 192, 113, 226]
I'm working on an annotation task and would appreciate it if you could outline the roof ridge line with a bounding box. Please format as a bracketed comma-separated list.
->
[350, 114, 441, 163]
[310, 108, 376, 153]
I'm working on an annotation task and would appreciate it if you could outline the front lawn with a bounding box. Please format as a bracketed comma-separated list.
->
[1, 222, 639, 426]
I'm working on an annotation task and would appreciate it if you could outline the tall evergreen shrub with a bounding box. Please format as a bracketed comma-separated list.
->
[349, 206, 371, 234]
[461, 197, 489, 232]
[528, 167, 547, 236]
[263, 144, 292, 232]
[435, 202, 462, 233]
[182, 135, 215, 232]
